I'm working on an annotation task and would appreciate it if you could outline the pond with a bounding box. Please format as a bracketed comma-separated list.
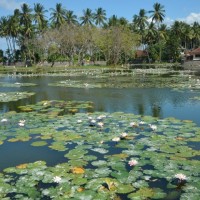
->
[0, 69, 200, 199]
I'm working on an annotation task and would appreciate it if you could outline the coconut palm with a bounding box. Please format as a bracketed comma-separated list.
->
[149, 3, 165, 62]
[50, 3, 66, 28]
[192, 22, 200, 47]
[93, 7, 106, 27]
[33, 3, 48, 32]
[133, 9, 149, 49]
[149, 3, 165, 26]
[107, 15, 118, 27]
[80, 8, 94, 26]
[65, 10, 78, 25]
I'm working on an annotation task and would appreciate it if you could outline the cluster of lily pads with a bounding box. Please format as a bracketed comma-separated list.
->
[0, 92, 35, 102]
[48, 73, 200, 90]
[0, 100, 200, 199]
[0, 82, 37, 88]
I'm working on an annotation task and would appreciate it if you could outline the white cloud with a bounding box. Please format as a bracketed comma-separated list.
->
[0, 0, 23, 11]
[178, 13, 200, 24]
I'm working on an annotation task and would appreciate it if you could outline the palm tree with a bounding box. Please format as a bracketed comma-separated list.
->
[0, 17, 10, 51]
[149, 3, 165, 26]
[93, 7, 106, 27]
[50, 3, 66, 28]
[65, 10, 78, 25]
[33, 3, 47, 32]
[20, 3, 33, 38]
[149, 3, 165, 62]
[118, 17, 128, 27]
[192, 22, 200, 47]
[80, 8, 94, 26]
[107, 15, 118, 27]
[133, 9, 148, 49]
[9, 10, 21, 53]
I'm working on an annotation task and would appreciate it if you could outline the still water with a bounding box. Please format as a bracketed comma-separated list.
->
[0, 76, 200, 125]
[0, 75, 200, 199]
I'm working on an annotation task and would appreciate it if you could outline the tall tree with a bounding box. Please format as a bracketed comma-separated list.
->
[93, 7, 106, 27]
[33, 3, 47, 32]
[50, 3, 66, 28]
[107, 15, 118, 27]
[65, 10, 78, 25]
[133, 9, 148, 49]
[80, 8, 94, 26]
[149, 3, 165, 62]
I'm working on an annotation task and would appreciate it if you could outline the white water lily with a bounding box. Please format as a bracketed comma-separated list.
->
[77, 119, 82, 123]
[97, 115, 106, 120]
[97, 122, 104, 128]
[130, 122, 137, 127]
[112, 137, 120, 142]
[1, 118, 8, 122]
[120, 132, 128, 138]
[175, 173, 187, 181]
[53, 176, 62, 183]
[139, 121, 145, 125]
[149, 124, 157, 131]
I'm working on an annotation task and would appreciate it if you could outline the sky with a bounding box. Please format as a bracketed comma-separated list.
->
[0, 0, 200, 50]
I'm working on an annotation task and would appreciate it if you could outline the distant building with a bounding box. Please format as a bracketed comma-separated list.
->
[185, 47, 200, 61]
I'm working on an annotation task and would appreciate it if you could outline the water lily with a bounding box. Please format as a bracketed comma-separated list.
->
[97, 115, 106, 120]
[91, 119, 96, 123]
[1, 118, 8, 122]
[18, 120, 26, 127]
[128, 159, 138, 166]
[130, 122, 137, 127]
[120, 132, 128, 138]
[112, 137, 120, 142]
[97, 122, 104, 128]
[149, 124, 157, 131]
[175, 173, 187, 181]
[77, 119, 82, 123]
[53, 176, 62, 183]
[139, 121, 145, 125]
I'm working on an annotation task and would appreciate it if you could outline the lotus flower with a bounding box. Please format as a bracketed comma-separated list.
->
[53, 176, 62, 183]
[175, 173, 187, 181]
[128, 159, 138, 166]
[112, 137, 120, 142]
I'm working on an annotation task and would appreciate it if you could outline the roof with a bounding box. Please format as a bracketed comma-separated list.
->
[190, 47, 200, 55]
[135, 50, 147, 57]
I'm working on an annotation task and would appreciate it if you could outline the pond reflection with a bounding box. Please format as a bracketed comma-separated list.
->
[0, 76, 200, 125]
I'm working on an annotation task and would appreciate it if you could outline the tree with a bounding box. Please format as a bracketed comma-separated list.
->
[33, 3, 48, 32]
[80, 8, 94, 26]
[50, 3, 66, 28]
[107, 15, 118, 27]
[93, 7, 106, 27]
[132, 9, 148, 49]
[149, 2, 165, 62]
[65, 10, 78, 25]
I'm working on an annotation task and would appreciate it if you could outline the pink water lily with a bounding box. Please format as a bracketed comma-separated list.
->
[175, 173, 187, 181]
[128, 159, 138, 166]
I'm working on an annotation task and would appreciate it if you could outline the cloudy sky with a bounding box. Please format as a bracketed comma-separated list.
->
[0, 0, 200, 50]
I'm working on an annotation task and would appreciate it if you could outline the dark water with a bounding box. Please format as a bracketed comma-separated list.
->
[0, 76, 200, 125]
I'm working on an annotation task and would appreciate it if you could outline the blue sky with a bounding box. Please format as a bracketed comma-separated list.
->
[0, 0, 200, 50]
